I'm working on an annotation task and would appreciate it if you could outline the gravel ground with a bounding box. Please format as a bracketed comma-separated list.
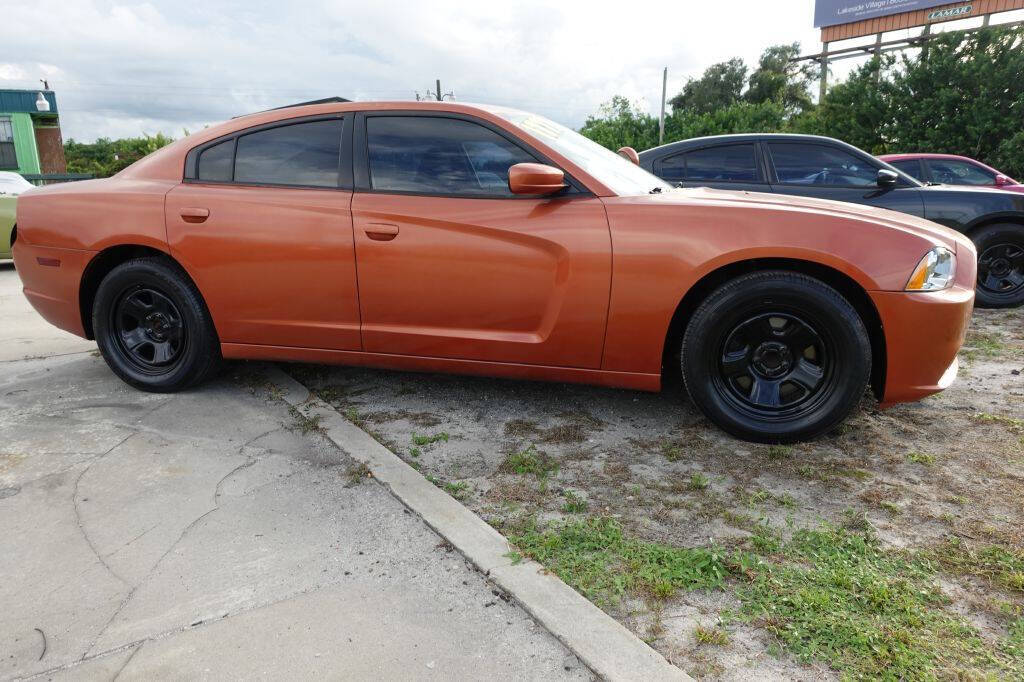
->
[285, 306, 1024, 679]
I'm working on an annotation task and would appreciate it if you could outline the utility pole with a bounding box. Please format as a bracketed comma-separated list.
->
[819, 42, 829, 103]
[416, 79, 455, 102]
[658, 67, 667, 145]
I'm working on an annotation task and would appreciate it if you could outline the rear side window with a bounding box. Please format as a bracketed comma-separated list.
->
[926, 159, 995, 186]
[197, 139, 234, 182]
[234, 119, 342, 187]
[887, 159, 924, 181]
[658, 145, 759, 183]
[366, 116, 536, 196]
[769, 143, 878, 187]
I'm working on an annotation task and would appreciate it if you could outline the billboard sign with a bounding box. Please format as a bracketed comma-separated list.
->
[814, 0, 955, 27]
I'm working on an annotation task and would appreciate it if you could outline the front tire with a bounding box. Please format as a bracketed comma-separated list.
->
[681, 271, 871, 443]
[971, 223, 1024, 308]
[93, 257, 220, 392]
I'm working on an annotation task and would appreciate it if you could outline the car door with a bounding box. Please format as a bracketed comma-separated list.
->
[887, 158, 926, 183]
[165, 114, 362, 350]
[766, 141, 925, 216]
[653, 142, 770, 193]
[350, 111, 611, 368]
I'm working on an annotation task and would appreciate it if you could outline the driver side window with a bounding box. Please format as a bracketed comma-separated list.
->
[366, 116, 537, 197]
[769, 142, 878, 187]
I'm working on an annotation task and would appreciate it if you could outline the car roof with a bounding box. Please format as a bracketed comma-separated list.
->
[637, 133, 860, 159]
[878, 153, 974, 161]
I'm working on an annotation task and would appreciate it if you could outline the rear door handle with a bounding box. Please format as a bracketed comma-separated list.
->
[180, 207, 210, 223]
[364, 223, 399, 241]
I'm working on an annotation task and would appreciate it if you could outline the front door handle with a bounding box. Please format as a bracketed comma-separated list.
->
[180, 207, 210, 223]
[364, 223, 399, 241]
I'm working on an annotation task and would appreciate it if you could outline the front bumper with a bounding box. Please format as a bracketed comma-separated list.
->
[12, 239, 93, 339]
[871, 284, 974, 405]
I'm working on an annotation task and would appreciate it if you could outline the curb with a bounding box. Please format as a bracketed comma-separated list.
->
[264, 365, 690, 682]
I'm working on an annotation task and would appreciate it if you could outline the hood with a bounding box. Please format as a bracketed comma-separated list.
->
[643, 186, 970, 251]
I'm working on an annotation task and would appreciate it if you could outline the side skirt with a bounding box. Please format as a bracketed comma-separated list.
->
[221, 343, 662, 392]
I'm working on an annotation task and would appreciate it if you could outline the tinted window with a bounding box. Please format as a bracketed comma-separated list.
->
[234, 119, 342, 187]
[680, 145, 758, 182]
[366, 116, 536, 196]
[888, 159, 924, 181]
[927, 159, 995, 186]
[197, 139, 234, 182]
[769, 143, 878, 187]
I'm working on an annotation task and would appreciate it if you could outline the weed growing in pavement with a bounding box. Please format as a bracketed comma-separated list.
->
[409, 446, 421, 458]
[442, 480, 470, 500]
[345, 463, 370, 486]
[288, 406, 324, 435]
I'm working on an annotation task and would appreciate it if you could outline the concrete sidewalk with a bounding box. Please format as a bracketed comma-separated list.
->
[0, 263, 588, 680]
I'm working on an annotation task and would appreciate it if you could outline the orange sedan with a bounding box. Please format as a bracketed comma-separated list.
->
[12, 102, 975, 442]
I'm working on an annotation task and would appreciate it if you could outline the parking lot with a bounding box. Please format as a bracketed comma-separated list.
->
[0, 263, 589, 680]
[291, 306, 1024, 679]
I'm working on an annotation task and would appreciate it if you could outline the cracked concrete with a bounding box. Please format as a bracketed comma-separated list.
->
[0, 263, 589, 681]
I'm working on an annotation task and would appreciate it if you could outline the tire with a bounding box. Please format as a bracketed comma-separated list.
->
[93, 257, 221, 392]
[680, 271, 871, 444]
[971, 223, 1024, 309]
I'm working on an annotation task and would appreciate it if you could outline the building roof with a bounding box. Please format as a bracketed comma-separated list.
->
[0, 89, 58, 115]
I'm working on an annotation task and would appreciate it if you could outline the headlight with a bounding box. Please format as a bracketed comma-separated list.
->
[905, 247, 956, 291]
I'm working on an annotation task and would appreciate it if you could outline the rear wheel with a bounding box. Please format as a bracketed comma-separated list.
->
[681, 271, 871, 443]
[972, 223, 1024, 308]
[93, 257, 220, 392]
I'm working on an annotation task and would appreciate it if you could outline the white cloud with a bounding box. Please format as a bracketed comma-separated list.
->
[0, 0, 831, 141]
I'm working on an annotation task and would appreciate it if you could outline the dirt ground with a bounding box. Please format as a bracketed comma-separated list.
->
[286, 306, 1024, 680]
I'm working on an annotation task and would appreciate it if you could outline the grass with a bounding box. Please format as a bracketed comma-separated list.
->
[509, 515, 1023, 678]
[959, 330, 1008, 363]
[501, 445, 558, 480]
[974, 412, 1024, 432]
[288, 406, 323, 435]
[412, 431, 449, 446]
[561, 490, 588, 513]
[930, 537, 1024, 594]
[507, 517, 730, 605]
[442, 480, 470, 500]
[736, 524, 1023, 679]
[907, 451, 936, 466]
[695, 625, 730, 646]
[688, 473, 710, 491]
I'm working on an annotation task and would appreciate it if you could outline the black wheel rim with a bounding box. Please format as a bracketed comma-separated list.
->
[713, 312, 835, 421]
[978, 242, 1024, 296]
[110, 286, 186, 374]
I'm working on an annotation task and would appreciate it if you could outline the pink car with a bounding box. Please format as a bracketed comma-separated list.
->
[878, 153, 1024, 194]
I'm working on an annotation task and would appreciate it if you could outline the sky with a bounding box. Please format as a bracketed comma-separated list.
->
[0, 0, 966, 142]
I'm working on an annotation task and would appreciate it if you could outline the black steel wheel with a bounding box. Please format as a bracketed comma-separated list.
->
[93, 257, 220, 392]
[681, 271, 871, 443]
[973, 223, 1024, 308]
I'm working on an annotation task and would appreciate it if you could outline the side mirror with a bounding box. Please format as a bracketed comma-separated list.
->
[508, 163, 566, 195]
[995, 174, 1012, 186]
[877, 168, 899, 187]
[617, 146, 640, 165]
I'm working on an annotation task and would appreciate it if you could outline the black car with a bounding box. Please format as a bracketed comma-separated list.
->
[638, 134, 1024, 308]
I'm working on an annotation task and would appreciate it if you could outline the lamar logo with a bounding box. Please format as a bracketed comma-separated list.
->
[928, 5, 973, 20]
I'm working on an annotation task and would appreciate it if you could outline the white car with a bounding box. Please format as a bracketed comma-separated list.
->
[0, 171, 34, 196]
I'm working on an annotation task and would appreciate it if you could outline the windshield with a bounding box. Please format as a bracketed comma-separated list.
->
[485, 107, 670, 196]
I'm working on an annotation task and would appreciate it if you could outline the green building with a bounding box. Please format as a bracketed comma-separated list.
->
[0, 89, 67, 176]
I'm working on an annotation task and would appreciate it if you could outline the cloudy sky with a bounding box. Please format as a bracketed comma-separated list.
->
[2, 1, 853, 142]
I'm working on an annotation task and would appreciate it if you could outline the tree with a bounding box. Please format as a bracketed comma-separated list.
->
[64, 133, 175, 178]
[669, 58, 747, 115]
[578, 96, 659, 151]
[745, 43, 817, 116]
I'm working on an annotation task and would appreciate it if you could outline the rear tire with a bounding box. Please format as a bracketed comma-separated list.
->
[680, 271, 870, 443]
[971, 223, 1024, 308]
[93, 257, 220, 392]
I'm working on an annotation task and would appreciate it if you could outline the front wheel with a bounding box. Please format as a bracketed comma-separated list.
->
[93, 257, 221, 392]
[681, 271, 871, 443]
[972, 223, 1024, 308]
